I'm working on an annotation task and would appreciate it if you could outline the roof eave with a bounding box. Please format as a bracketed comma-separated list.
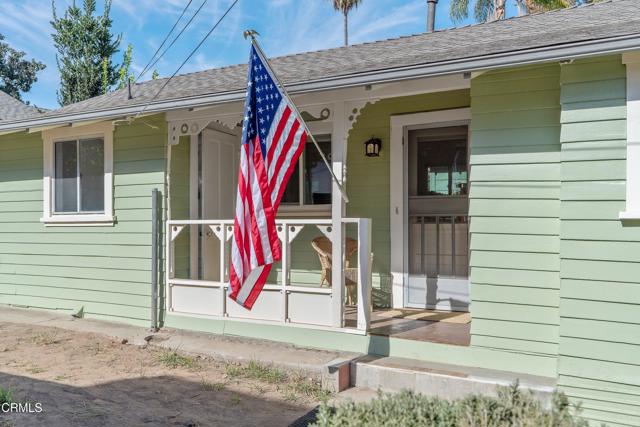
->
[1, 32, 639, 132]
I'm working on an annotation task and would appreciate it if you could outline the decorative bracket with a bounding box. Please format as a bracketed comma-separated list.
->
[213, 114, 243, 131]
[168, 119, 213, 145]
[301, 108, 331, 123]
[170, 225, 185, 242]
[346, 99, 378, 128]
[316, 225, 333, 240]
[277, 224, 304, 243]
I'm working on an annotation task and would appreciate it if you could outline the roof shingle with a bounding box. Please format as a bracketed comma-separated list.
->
[0, 91, 42, 121]
[7, 0, 640, 124]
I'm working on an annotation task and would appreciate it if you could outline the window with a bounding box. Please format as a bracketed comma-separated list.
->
[42, 123, 114, 225]
[409, 126, 468, 197]
[54, 138, 105, 213]
[281, 134, 332, 206]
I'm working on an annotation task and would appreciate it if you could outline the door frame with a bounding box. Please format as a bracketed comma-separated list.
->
[189, 126, 240, 280]
[389, 108, 471, 309]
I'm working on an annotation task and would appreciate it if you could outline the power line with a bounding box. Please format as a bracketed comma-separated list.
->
[136, 0, 194, 82]
[133, 0, 240, 119]
[137, 0, 210, 83]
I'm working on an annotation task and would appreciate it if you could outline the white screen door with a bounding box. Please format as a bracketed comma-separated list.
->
[406, 125, 470, 311]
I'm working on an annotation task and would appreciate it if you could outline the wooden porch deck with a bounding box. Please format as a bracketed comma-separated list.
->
[346, 307, 471, 346]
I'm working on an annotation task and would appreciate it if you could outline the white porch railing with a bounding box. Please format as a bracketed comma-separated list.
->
[166, 218, 372, 333]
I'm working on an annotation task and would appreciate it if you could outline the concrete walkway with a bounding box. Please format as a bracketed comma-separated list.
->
[0, 306, 360, 392]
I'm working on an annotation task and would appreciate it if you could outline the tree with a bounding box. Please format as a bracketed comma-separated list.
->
[450, 0, 599, 23]
[0, 34, 46, 102]
[117, 43, 133, 90]
[51, 0, 122, 106]
[328, 0, 362, 46]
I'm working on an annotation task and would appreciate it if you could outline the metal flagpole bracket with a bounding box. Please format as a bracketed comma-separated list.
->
[243, 29, 350, 204]
[243, 29, 259, 40]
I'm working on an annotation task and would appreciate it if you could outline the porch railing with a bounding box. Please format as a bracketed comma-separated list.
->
[166, 218, 372, 333]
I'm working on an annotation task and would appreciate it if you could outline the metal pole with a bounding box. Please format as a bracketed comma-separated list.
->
[151, 188, 159, 331]
[427, 0, 437, 33]
[245, 31, 350, 203]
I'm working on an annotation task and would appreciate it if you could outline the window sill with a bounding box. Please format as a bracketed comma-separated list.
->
[619, 211, 640, 221]
[278, 205, 331, 218]
[41, 214, 116, 227]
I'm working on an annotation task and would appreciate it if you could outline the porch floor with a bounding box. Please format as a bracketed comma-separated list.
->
[346, 307, 471, 346]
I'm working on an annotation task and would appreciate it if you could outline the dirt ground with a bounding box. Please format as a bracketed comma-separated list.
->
[0, 322, 322, 427]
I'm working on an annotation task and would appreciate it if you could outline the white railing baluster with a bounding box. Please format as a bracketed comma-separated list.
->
[356, 218, 372, 332]
[167, 221, 173, 312]
[219, 223, 227, 317]
[281, 223, 289, 323]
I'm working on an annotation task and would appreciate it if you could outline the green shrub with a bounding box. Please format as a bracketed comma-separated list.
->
[0, 386, 11, 405]
[311, 384, 590, 427]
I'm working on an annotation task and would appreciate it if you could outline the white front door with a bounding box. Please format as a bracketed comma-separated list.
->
[190, 127, 239, 281]
[405, 125, 470, 311]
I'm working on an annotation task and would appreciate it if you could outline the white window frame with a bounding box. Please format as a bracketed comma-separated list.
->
[278, 121, 333, 217]
[621, 52, 640, 220]
[42, 122, 115, 226]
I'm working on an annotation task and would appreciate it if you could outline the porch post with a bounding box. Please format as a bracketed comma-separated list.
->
[331, 102, 347, 328]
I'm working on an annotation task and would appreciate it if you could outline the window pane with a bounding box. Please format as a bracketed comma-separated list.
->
[79, 138, 104, 212]
[280, 160, 300, 205]
[54, 140, 78, 213]
[409, 126, 468, 197]
[303, 135, 332, 205]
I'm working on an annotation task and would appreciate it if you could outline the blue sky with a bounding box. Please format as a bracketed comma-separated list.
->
[0, 0, 520, 109]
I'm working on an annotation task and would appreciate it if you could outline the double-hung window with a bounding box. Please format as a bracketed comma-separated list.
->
[280, 134, 332, 209]
[42, 123, 114, 225]
[54, 138, 105, 213]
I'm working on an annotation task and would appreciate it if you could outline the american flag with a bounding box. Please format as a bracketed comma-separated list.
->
[229, 45, 308, 309]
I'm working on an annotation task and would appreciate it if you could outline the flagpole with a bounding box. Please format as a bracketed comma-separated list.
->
[244, 30, 350, 204]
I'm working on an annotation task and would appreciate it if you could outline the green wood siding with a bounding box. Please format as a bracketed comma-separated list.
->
[558, 55, 640, 427]
[346, 90, 471, 306]
[469, 64, 561, 365]
[0, 115, 167, 326]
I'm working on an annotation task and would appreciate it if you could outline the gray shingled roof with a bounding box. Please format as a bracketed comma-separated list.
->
[4, 0, 640, 127]
[0, 91, 42, 121]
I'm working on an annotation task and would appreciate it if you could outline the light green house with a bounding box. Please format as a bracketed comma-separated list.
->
[0, 2, 639, 425]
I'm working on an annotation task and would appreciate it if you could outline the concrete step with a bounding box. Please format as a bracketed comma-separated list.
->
[350, 355, 556, 403]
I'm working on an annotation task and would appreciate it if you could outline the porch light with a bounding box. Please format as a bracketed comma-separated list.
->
[364, 137, 382, 157]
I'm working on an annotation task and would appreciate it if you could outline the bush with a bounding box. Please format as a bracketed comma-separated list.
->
[311, 384, 590, 427]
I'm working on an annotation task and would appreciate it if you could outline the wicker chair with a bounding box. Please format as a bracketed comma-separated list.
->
[311, 236, 359, 305]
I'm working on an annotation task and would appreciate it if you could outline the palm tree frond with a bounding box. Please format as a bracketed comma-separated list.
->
[474, 0, 494, 22]
[449, 0, 470, 23]
[330, 0, 362, 15]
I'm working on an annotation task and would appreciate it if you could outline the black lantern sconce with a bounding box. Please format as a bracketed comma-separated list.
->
[364, 137, 382, 157]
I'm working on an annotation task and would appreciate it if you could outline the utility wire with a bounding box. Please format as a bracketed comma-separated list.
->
[137, 0, 210, 83]
[135, 0, 194, 83]
[133, 0, 240, 119]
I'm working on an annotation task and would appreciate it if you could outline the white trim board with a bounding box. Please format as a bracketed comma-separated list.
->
[389, 108, 471, 308]
[621, 52, 640, 220]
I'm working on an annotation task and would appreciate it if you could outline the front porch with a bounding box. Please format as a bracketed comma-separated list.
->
[162, 74, 474, 348]
[346, 308, 471, 346]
